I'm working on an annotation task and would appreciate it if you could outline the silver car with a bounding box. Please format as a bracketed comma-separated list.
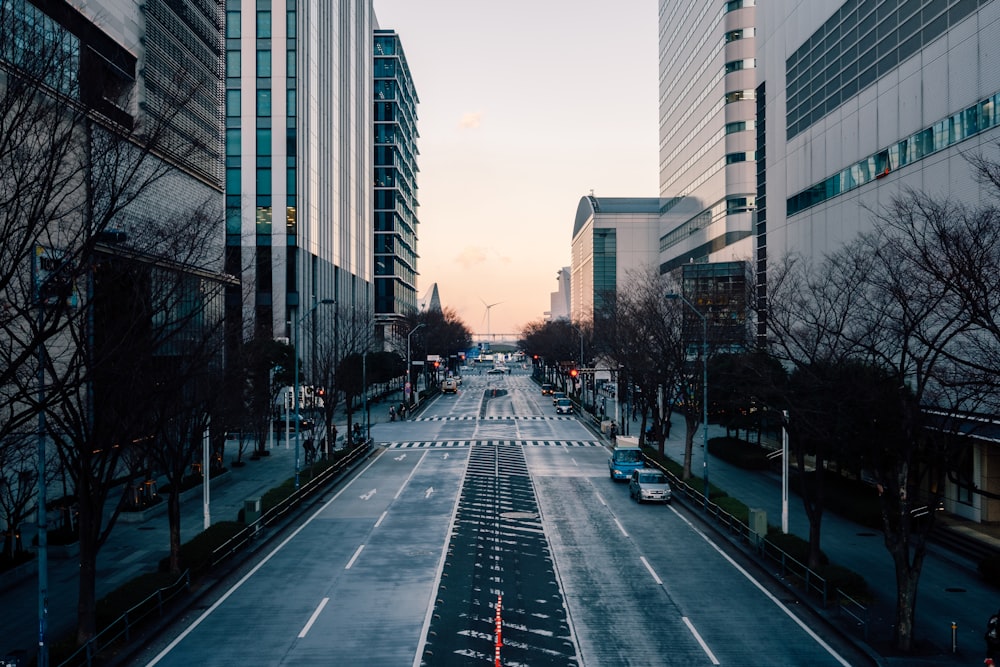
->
[629, 468, 672, 503]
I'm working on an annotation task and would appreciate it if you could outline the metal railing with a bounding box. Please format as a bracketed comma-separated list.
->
[58, 441, 373, 666]
[643, 454, 870, 640]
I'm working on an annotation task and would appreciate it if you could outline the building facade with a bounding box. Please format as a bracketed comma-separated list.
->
[570, 196, 661, 322]
[757, 0, 1000, 522]
[657, 0, 757, 275]
[224, 0, 374, 350]
[374, 28, 419, 345]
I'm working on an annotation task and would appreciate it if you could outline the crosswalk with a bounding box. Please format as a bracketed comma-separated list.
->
[380, 440, 601, 449]
[410, 415, 576, 422]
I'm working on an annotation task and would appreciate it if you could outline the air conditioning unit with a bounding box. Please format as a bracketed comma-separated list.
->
[274, 336, 290, 345]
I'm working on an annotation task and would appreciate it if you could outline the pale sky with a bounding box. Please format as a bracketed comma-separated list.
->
[373, 0, 660, 337]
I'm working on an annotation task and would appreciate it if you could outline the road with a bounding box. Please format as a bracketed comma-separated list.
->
[138, 368, 870, 666]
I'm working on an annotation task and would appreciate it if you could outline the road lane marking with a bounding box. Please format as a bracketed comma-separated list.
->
[668, 505, 853, 667]
[595, 492, 607, 506]
[345, 544, 365, 569]
[298, 598, 329, 638]
[613, 517, 629, 537]
[374, 510, 388, 528]
[682, 616, 720, 665]
[640, 556, 662, 585]
[360, 488, 376, 500]
[424, 486, 435, 498]
[395, 450, 427, 499]
[144, 451, 385, 666]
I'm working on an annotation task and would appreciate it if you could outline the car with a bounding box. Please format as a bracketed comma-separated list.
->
[486, 367, 506, 375]
[541, 383, 554, 395]
[442, 378, 458, 393]
[555, 397, 573, 414]
[272, 414, 315, 432]
[552, 391, 567, 405]
[629, 468, 672, 503]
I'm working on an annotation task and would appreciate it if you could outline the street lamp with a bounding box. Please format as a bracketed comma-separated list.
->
[294, 298, 335, 490]
[406, 323, 425, 408]
[666, 292, 709, 508]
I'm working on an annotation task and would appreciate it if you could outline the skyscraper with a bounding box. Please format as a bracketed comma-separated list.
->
[373, 28, 420, 344]
[225, 1, 374, 346]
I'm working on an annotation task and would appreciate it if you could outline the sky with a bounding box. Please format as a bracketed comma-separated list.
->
[373, 0, 661, 338]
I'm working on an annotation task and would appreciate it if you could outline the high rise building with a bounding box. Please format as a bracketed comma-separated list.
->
[570, 196, 660, 321]
[224, 1, 374, 347]
[373, 28, 420, 344]
[657, 0, 757, 274]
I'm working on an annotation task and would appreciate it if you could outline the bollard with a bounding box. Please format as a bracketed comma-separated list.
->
[951, 620, 957, 654]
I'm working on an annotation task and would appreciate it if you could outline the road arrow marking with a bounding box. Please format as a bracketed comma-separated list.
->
[424, 487, 434, 498]
[360, 489, 377, 500]
[394, 453, 407, 461]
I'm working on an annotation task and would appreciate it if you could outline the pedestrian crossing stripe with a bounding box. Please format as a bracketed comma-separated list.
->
[410, 415, 576, 422]
[379, 440, 601, 448]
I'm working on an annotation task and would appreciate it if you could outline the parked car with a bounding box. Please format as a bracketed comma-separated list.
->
[629, 468, 672, 503]
[273, 414, 315, 432]
[555, 398, 573, 414]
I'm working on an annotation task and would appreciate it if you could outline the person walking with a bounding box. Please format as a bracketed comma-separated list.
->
[986, 608, 1000, 664]
[389, 405, 396, 422]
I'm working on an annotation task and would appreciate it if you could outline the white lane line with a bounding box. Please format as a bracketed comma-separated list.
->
[668, 505, 853, 667]
[613, 517, 629, 537]
[640, 556, 663, 585]
[374, 510, 388, 528]
[682, 616, 720, 665]
[395, 450, 428, 499]
[144, 451, 386, 666]
[595, 492, 607, 506]
[298, 597, 329, 638]
[345, 544, 365, 569]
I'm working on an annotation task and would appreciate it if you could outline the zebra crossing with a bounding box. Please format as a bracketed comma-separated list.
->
[411, 415, 576, 422]
[380, 439, 601, 449]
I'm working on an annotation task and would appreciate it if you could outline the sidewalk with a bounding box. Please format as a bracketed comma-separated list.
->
[644, 414, 999, 665]
[0, 398, 399, 663]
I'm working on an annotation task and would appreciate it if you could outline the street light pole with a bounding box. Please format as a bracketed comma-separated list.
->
[666, 292, 709, 508]
[294, 298, 334, 490]
[406, 323, 425, 408]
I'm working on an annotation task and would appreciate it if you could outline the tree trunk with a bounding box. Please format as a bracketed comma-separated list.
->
[682, 412, 697, 481]
[889, 541, 921, 652]
[167, 484, 183, 574]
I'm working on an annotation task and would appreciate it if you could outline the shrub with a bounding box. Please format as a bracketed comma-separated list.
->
[708, 436, 772, 470]
[157, 521, 245, 574]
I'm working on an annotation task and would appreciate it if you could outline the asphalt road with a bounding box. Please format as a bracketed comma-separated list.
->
[136, 369, 872, 666]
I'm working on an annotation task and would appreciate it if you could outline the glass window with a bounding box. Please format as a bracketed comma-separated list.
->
[226, 89, 240, 117]
[225, 11, 240, 38]
[257, 11, 271, 38]
[226, 168, 241, 194]
[725, 121, 746, 134]
[256, 168, 271, 195]
[287, 89, 295, 117]
[287, 10, 296, 39]
[226, 50, 240, 78]
[257, 50, 271, 77]
[287, 51, 295, 78]
[256, 129, 271, 156]
[226, 128, 240, 155]
[287, 168, 296, 195]
[257, 89, 271, 116]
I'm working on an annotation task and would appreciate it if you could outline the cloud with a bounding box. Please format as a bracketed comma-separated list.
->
[455, 246, 487, 269]
[459, 111, 483, 129]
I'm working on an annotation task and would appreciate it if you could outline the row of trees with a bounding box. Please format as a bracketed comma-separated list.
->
[521, 150, 1000, 651]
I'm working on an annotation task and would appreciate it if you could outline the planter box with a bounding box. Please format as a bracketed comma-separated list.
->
[118, 470, 231, 524]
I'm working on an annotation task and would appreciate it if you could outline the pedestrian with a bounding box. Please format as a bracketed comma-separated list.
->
[389, 405, 396, 422]
[988, 609, 1000, 663]
[610, 420, 617, 444]
[986, 609, 1000, 664]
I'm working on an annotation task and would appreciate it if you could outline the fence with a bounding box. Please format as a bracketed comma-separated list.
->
[643, 455, 870, 640]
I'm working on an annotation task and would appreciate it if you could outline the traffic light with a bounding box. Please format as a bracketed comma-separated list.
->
[569, 368, 578, 378]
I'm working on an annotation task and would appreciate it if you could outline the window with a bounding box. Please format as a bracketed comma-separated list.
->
[724, 58, 755, 74]
[256, 129, 271, 156]
[725, 120, 755, 134]
[226, 168, 241, 195]
[256, 168, 271, 195]
[257, 50, 271, 77]
[226, 129, 240, 155]
[225, 11, 240, 38]
[226, 50, 241, 78]
[257, 11, 271, 38]
[226, 89, 240, 117]
[287, 51, 295, 78]
[257, 89, 271, 116]
[725, 90, 755, 104]
[725, 152, 751, 164]
[725, 0, 754, 11]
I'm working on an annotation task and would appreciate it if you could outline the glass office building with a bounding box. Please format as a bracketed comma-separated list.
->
[224, 0, 374, 345]
[374, 28, 419, 343]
